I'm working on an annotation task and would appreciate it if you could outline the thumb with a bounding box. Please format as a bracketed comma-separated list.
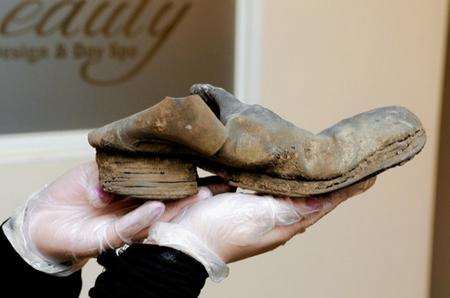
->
[78, 162, 116, 209]
[106, 201, 165, 249]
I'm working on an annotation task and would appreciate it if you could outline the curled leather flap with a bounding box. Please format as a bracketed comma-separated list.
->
[89, 95, 227, 156]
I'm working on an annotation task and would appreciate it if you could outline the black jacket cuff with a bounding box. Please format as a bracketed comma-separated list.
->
[90, 244, 209, 298]
[0, 220, 82, 298]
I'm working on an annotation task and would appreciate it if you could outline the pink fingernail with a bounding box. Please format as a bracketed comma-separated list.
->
[96, 187, 113, 204]
[152, 205, 165, 219]
[304, 198, 324, 212]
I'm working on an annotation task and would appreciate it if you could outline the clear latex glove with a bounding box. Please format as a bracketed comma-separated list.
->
[147, 178, 376, 282]
[2, 162, 209, 277]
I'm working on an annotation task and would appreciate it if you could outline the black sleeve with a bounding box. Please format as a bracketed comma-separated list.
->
[89, 244, 209, 298]
[0, 222, 82, 298]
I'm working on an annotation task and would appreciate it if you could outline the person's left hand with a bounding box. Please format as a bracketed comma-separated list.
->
[3, 162, 215, 276]
[148, 178, 376, 282]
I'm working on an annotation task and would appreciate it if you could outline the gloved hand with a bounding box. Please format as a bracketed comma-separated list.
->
[147, 177, 376, 282]
[2, 162, 210, 276]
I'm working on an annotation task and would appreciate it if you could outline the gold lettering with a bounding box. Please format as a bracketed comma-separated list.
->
[149, 3, 178, 36]
[35, 0, 86, 37]
[84, 2, 108, 37]
[0, 0, 194, 85]
[102, 2, 129, 37]
[0, 0, 42, 37]
[123, 0, 150, 38]
[85, 1, 143, 38]
[81, 2, 192, 86]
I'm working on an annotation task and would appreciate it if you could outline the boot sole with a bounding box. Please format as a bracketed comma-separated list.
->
[197, 129, 426, 197]
[96, 129, 425, 199]
[96, 151, 198, 200]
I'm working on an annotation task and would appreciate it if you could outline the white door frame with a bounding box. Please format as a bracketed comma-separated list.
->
[235, 0, 264, 105]
[0, 0, 264, 164]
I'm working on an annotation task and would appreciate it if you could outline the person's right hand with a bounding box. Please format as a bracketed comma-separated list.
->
[2, 162, 213, 276]
[147, 178, 376, 282]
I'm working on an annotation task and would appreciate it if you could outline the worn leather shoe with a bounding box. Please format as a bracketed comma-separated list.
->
[88, 84, 426, 199]
[190, 84, 426, 197]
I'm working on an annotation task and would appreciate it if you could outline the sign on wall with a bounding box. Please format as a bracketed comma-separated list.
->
[0, 0, 235, 133]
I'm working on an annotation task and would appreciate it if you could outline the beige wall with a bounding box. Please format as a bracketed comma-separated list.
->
[431, 10, 450, 297]
[203, 1, 447, 298]
[0, 1, 447, 298]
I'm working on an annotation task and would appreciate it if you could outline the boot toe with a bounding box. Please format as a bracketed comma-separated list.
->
[317, 106, 426, 179]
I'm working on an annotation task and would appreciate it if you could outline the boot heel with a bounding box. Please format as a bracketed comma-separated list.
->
[96, 151, 198, 200]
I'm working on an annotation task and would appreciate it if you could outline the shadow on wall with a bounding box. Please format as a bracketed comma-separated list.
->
[430, 13, 450, 298]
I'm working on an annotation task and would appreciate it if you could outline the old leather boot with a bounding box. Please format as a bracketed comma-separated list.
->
[89, 84, 426, 200]
[88, 95, 228, 199]
[190, 84, 426, 197]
